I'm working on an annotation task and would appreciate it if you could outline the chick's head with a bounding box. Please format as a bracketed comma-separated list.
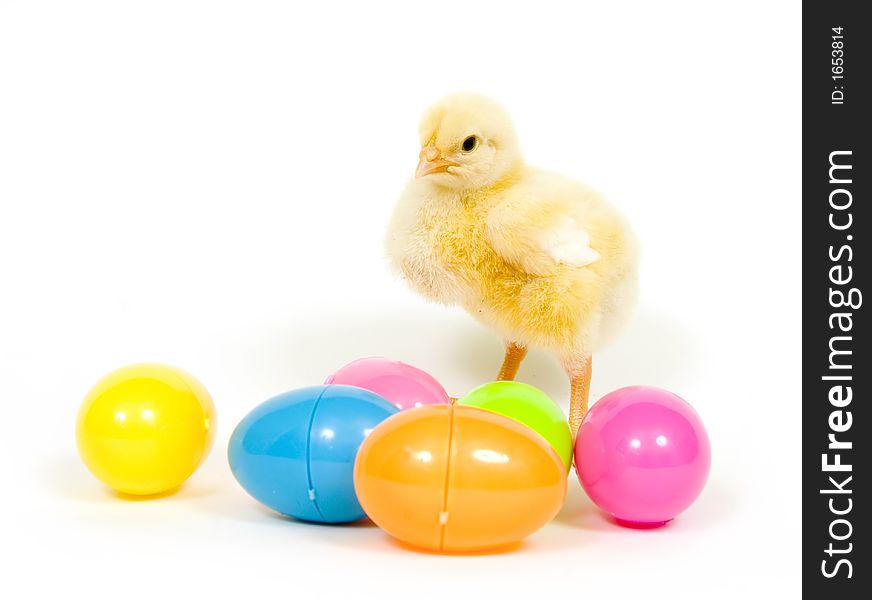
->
[415, 93, 522, 190]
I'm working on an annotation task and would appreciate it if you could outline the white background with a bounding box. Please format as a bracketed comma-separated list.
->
[0, 1, 801, 598]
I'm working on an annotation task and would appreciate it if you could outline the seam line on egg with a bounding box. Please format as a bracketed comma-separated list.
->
[438, 402, 456, 551]
[305, 387, 329, 522]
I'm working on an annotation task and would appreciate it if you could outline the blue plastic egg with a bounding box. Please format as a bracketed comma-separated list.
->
[228, 385, 399, 523]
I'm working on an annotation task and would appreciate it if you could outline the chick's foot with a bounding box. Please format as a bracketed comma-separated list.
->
[496, 342, 528, 381]
[568, 357, 592, 438]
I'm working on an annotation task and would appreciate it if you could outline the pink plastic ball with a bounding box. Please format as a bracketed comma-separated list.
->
[575, 386, 711, 526]
[325, 357, 451, 411]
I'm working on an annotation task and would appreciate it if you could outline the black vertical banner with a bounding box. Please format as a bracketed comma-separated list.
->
[804, 2, 870, 596]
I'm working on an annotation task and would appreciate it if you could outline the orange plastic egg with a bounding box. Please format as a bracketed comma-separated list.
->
[354, 404, 566, 552]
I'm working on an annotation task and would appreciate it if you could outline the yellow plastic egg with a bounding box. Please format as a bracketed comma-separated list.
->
[76, 364, 216, 495]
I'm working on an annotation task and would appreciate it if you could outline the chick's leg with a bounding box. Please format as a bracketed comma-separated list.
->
[497, 341, 528, 381]
[567, 357, 592, 438]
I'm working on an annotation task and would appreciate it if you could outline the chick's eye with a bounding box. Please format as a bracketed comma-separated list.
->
[461, 135, 478, 152]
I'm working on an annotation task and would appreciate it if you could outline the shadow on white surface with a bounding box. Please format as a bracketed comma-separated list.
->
[47, 454, 737, 559]
[672, 478, 741, 531]
[554, 471, 740, 534]
[208, 498, 378, 529]
[43, 456, 221, 503]
[551, 479, 619, 532]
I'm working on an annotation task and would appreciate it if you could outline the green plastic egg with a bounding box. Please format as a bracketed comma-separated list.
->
[457, 381, 572, 471]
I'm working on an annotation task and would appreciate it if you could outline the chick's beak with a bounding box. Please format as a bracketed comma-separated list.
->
[416, 144, 454, 178]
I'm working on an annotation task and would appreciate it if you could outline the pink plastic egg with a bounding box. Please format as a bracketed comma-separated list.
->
[575, 386, 711, 526]
[325, 357, 450, 411]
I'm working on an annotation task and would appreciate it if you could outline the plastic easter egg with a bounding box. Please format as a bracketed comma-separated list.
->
[76, 364, 216, 495]
[325, 356, 450, 410]
[458, 381, 572, 471]
[575, 386, 711, 526]
[354, 404, 566, 552]
[228, 385, 398, 523]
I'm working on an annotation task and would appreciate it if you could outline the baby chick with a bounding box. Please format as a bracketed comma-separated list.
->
[386, 94, 639, 435]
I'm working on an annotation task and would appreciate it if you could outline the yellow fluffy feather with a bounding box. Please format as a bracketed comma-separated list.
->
[385, 93, 639, 433]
